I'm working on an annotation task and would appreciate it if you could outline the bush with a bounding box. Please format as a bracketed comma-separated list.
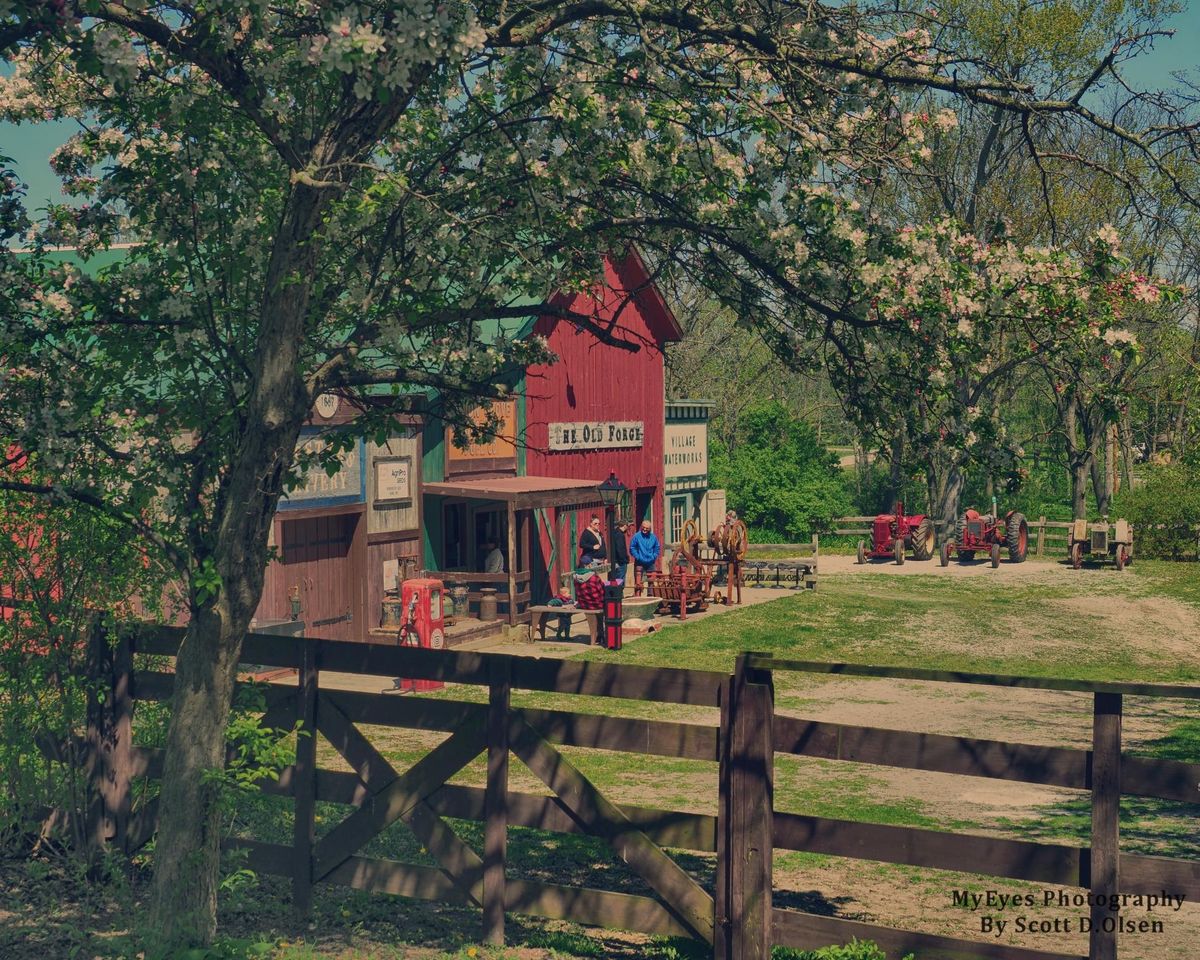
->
[711, 402, 854, 540]
[1112, 463, 1200, 560]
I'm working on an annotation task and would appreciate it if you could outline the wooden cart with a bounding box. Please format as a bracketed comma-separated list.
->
[645, 569, 713, 620]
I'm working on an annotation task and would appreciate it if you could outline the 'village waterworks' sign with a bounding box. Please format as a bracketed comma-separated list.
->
[549, 421, 644, 451]
[664, 422, 708, 479]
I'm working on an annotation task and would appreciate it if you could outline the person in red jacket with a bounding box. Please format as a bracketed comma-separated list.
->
[573, 565, 605, 611]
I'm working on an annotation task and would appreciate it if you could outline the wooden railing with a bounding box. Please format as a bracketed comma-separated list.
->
[738, 655, 1200, 960]
[58, 626, 1199, 959]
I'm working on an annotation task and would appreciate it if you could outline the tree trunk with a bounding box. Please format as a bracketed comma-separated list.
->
[144, 603, 246, 951]
[888, 430, 904, 511]
[926, 445, 964, 539]
[147, 181, 327, 950]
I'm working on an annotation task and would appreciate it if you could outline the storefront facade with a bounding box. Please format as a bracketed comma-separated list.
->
[663, 401, 714, 549]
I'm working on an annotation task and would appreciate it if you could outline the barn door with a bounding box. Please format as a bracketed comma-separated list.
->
[279, 513, 364, 640]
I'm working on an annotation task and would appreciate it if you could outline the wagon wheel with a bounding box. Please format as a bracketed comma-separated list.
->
[728, 520, 749, 560]
[1114, 544, 1126, 571]
[1070, 542, 1083, 570]
[680, 518, 701, 556]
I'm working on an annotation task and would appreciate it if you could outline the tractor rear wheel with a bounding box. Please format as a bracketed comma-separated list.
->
[990, 543, 1001, 568]
[1070, 542, 1083, 569]
[939, 541, 952, 567]
[894, 539, 905, 564]
[857, 540, 866, 565]
[911, 518, 935, 560]
[1006, 512, 1029, 563]
[1115, 545, 1127, 571]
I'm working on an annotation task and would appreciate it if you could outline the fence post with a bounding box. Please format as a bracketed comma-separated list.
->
[482, 657, 511, 945]
[1089, 692, 1122, 960]
[718, 654, 774, 960]
[1036, 517, 1046, 557]
[292, 640, 319, 919]
[84, 621, 133, 864]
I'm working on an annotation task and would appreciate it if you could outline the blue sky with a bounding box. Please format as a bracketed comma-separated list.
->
[2, 7, 1196, 210]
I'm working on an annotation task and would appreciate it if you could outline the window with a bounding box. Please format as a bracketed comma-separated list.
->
[669, 497, 687, 548]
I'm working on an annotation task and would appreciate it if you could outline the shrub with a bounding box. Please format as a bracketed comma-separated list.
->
[711, 402, 854, 540]
[1112, 463, 1200, 560]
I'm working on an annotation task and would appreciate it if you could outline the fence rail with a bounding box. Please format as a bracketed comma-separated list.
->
[47, 625, 1200, 960]
[763, 517, 1200, 559]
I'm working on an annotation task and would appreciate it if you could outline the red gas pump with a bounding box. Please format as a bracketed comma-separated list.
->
[391, 577, 445, 693]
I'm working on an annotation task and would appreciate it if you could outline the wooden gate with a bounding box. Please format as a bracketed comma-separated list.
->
[107, 627, 729, 947]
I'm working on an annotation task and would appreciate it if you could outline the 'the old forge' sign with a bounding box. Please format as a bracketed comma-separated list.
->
[549, 421, 645, 451]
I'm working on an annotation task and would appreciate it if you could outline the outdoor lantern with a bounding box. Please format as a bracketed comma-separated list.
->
[598, 471, 627, 506]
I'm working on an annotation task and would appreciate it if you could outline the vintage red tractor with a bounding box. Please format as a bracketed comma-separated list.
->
[940, 507, 1028, 568]
[856, 502, 936, 565]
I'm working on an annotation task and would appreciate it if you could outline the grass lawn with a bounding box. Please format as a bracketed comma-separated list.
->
[8, 562, 1197, 960]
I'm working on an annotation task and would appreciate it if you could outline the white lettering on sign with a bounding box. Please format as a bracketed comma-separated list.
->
[664, 423, 708, 478]
[548, 421, 645, 451]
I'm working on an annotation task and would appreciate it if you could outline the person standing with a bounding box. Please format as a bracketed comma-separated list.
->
[611, 519, 630, 586]
[578, 514, 604, 565]
[629, 519, 661, 596]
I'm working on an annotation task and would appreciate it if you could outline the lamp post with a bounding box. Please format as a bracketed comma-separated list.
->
[598, 471, 628, 567]
[597, 471, 628, 650]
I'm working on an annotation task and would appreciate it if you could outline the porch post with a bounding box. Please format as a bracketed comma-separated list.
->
[506, 500, 517, 625]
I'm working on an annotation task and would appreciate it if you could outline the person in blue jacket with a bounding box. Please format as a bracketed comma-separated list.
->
[629, 519, 661, 596]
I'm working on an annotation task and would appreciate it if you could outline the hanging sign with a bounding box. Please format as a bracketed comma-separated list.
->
[549, 421, 644, 451]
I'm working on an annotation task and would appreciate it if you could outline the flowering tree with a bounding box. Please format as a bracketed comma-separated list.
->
[1, 1, 1195, 949]
[820, 220, 1178, 531]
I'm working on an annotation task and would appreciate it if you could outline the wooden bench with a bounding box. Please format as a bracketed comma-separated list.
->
[527, 605, 604, 644]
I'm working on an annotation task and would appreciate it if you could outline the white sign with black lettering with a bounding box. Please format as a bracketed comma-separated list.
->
[549, 421, 644, 451]
[664, 422, 708, 478]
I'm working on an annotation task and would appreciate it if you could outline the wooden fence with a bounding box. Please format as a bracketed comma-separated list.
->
[66, 627, 1200, 960]
[828, 516, 1200, 558]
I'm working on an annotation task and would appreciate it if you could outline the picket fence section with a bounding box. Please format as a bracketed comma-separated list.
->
[66, 626, 1200, 960]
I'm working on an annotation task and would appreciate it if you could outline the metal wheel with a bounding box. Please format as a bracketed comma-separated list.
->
[680, 518, 701, 554]
[894, 539, 905, 565]
[940, 540, 952, 567]
[990, 542, 1001, 568]
[729, 519, 749, 560]
[1114, 545, 1126, 571]
[1070, 542, 1083, 569]
[857, 540, 866, 565]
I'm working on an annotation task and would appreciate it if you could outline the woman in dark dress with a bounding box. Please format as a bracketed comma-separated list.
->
[578, 514, 604, 565]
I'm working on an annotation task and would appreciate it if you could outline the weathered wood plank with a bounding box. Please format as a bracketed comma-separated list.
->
[316, 693, 398, 796]
[750, 656, 1200, 700]
[774, 716, 1200, 804]
[483, 660, 511, 945]
[292, 642, 319, 917]
[1089, 693, 1121, 960]
[403, 800, 484, 904]
[510, 717, 715, 944]
[312, 716, 485, 882]
[772, 908, 1083, 960]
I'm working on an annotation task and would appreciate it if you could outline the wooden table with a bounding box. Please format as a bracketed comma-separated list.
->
[527, 605, 603, 644]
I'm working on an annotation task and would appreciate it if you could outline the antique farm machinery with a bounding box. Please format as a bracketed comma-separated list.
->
[856, 502, 936, 565]
[646, 515, 749, 617]
[940, 506, 1028, 568]
[1066, 518, 1134, 570]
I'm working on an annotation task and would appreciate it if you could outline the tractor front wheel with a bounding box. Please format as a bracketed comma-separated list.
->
[1070, 542, 1083, 569]
[857, 541, 866, 565]
[990, 543, 1001, 568]
[1115, 545, 1127, 571]
[1006, 512, 1029, 563]
[894, 539, 905, 565]
[911, 518, 935, 561]
[939, 541, 952, 567]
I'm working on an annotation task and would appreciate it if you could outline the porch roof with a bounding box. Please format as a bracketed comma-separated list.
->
[422, 475, 603, 511]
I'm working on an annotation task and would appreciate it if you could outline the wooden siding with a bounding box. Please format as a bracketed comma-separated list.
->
[366, 433, 421, 536]
[524, 254, 671, 589]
